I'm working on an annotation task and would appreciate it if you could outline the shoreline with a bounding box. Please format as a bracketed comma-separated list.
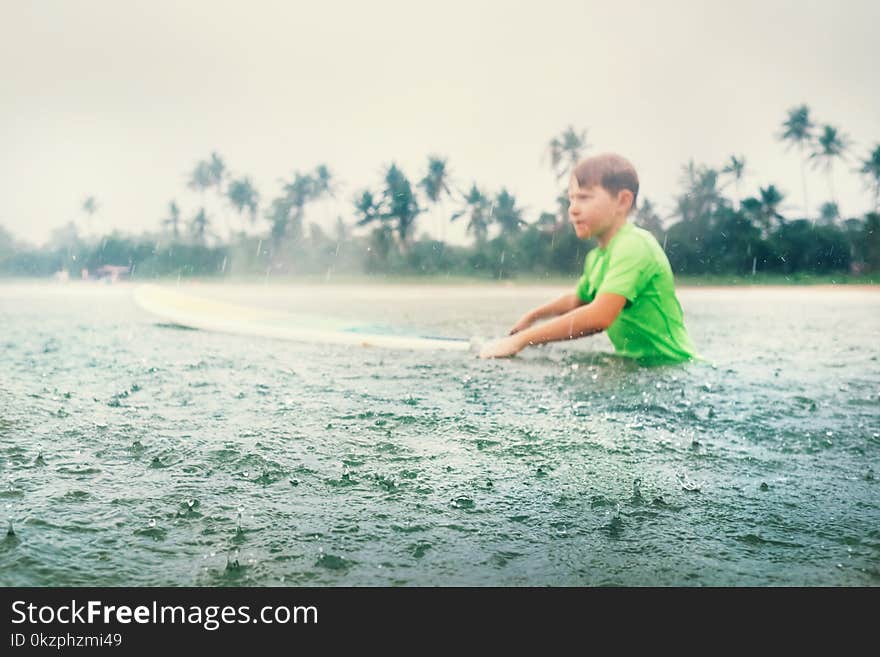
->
[1, 276, 878, 291]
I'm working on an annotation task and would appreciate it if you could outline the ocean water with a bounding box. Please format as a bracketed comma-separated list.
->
[1, 281, 878, 586]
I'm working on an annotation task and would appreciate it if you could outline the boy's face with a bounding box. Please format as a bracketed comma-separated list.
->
[567, 178, 622, 240]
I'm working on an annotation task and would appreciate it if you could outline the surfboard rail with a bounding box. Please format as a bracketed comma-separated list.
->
[133, 284, 472, 352]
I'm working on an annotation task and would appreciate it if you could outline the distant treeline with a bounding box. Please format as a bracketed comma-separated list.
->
[2, 211, 877, 280]
[2, 104, 878, 279]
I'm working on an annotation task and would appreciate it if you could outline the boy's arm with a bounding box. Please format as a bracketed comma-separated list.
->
[481, 293, 626, 358]
[508, 293, 585, 334]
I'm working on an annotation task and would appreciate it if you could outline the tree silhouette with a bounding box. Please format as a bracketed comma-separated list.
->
[810, 124, 850, 206]
[380, 164, 421, 247]
[742, 185, 786, 236]
[208, 153, 226, 190]
[418, 156, 452, 203]
[188, 160, 214, 195]
[452, 184, 492, 244]
[162, 201, 181, 239]
[818, 201, 840, 225]
[546, 126, 589, 180]
[778, 104, 815, 219]
[675, 161, 724, 224]
[267, 165, 334, 245]
[189, 208, 211, 245]
[227, 177, 260, 229]
[81, 196, 99, 235]
[858, 145, 880, 212]
[493, 188, 525, 235]
[721, 155, 747, 207]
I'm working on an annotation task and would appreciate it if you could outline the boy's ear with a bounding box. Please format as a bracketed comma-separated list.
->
[617, 189, 635, 214]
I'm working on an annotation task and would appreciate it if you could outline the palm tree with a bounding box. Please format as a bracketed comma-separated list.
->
[208, 153, 228, 236]
[547, 126, 589, 180]
[188, 158, 214, 235]
[227, 178, 260, 230]
[380, 164, 421, 247]
[418, 156, 453, 242]
[418, 156, 452, 203]
[452, 184, 492, 245]
[81, 196, 99, 234]
[188, 153, 228, 236]
[354, 166, 421, 250]
[189, 208, 211, 245]
[676, 161, 723, 224]
[554, 193, 570, 228]
[721, 155, 747, 207]
[273, 176, 310, 243]
[493, 188, 525, 235]
[266, 197, 294, 245]
[208, 153, 226, 190]
[778, 104, 815, 219]
[269, 165, 334, 244]
[282, 172, 314, 206]
[858, 145, 880, 212]
[353, 188, 394, 261]
[312, 164, 335, 197]
[162, 201, 181, 239]
[354, 190, 380, 226]
[810, 124, 850, 206]
[759, 185, 785, 221]
[188, 160, 214, 195]
[818, 201, 840, 225]
[742, 185, 786, 235]
[695, 167, 722, 216]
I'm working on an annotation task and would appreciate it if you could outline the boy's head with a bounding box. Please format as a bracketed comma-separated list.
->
[568, 153, 639, 241]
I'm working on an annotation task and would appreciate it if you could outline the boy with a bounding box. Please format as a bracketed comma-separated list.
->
[479, 153, 696, 362]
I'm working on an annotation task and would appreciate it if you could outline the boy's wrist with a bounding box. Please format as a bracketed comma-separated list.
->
[515, 329, 532, 350]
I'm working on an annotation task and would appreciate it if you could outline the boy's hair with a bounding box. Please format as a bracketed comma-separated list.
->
[572, 153, 639, 213]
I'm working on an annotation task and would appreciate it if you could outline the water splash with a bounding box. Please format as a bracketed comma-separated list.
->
[678, 473, 703, 492]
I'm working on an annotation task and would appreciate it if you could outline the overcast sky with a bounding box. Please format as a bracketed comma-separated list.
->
[2, 0, 878, 246]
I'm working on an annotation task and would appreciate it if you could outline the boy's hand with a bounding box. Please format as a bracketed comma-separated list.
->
[479, 334, 526, 359]
[508, 312, 535, 335]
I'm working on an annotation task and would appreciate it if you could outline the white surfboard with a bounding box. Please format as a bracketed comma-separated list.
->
[133, 284, 472, 352]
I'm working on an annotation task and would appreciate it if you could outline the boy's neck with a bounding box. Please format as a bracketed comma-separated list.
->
[596, 215, 628, 249]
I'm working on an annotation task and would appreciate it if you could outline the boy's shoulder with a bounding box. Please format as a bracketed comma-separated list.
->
[624, 222, 658, 243]
[584, 224, 664, 270]
[606, 224, 674, 280]
[612, 223, 662, 258]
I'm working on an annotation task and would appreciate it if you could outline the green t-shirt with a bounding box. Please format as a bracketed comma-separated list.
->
[575, 223, 696, 362]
